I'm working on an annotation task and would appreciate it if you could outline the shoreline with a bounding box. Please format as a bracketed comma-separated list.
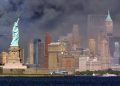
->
[0, 74, 118, 77]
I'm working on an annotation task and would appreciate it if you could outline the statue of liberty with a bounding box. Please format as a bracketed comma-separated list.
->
[10, 18, 20, 46]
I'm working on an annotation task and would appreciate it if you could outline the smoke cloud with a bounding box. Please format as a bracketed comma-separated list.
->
[0, 0, 120, 51]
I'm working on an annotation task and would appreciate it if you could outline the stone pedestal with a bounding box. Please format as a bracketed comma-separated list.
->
[3, 46, 27, 69]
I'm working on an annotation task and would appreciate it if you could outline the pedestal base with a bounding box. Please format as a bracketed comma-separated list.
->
[3, 63, 27, 69]
[3, 46, 27, 69]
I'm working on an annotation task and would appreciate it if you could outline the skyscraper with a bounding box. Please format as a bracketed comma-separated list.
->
[100, 38, 110, 69]
[67, 33, 73, 45]
[28, 39, 43, 67]
[87, 14, 106, 56]
[109, 37, 120, 67]
[39, 42, 45, 68]
[113, 42, 120, 65]
[72, 24, 80, 50]
[88, 39, 96, 57]
[45, 32, 52, 68]
[104, 10, 113, 67]
[34, 39, 41, 65]
[28, 40, 34, 64]
[109, 37, 120, 56]
[97, 31, 106, 57]
[98, 11, 113, 69]
[105, 10, 113, 37]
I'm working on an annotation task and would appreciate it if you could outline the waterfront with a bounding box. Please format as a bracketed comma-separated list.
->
[0, 76, 120, 86]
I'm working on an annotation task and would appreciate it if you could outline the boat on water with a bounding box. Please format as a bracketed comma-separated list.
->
[91, 73, 117, 77]
[102, 73, 117, 77]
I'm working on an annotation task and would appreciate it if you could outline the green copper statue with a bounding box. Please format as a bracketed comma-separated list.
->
[10, 18, 20, 46]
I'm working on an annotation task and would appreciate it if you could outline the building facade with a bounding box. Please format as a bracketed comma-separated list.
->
[60, 55, 75, 72]
[28, 40, 34, 64]
[72, 24, 81, 50]
[48, 42, 65, 70]
[39, 43, 45, 68]
[34, 39, 41, 65]
[45, 32, 52, 68]
[112, 42, 120, 65]
[88, 38, 96, 57]
[76, 56, 89, 72]
[0, 52, 8, 65]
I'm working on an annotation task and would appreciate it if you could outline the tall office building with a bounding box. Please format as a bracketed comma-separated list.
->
[39, 42, 45, 68]
[100, 38, 110, 69]
[88, 39, 96, 57]
[34, 39, 41, 65]
[112, 42, 120, 65]
[28, 39, 44, 67]
[72, 24, 80, 50]
[87, 14, 106, 57]
[28, 40, 34, 64]
[109, 37, 120, 56]
[109, 37, 120, 66]
[45, 32, 52, 68]
[97, 31, 106, 57]
[105, 10, 113, 37]
[104, 10, 113, 66]
[67, 33, 73, 45]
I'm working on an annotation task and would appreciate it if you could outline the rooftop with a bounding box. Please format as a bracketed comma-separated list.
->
[105, 10, 112, 21]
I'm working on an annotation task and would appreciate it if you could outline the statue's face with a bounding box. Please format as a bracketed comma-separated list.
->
[14, 23, 18, 27]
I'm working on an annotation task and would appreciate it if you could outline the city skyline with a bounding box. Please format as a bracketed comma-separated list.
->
[0, 0, 120, 75]
[0, 11, 120, 64]
[1, 1, 120, 86]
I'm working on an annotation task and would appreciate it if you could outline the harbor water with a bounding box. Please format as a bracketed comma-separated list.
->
[0, 76, 120, 86]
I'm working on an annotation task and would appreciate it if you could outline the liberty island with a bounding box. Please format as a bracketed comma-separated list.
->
[2, 18, 27, 70]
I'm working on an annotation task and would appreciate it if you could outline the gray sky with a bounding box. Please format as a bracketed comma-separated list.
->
[0, 0, 120, 51]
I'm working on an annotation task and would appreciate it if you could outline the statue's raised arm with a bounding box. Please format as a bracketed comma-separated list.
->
[16, 18, 20, 24]
[10, 18, 20, 47]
